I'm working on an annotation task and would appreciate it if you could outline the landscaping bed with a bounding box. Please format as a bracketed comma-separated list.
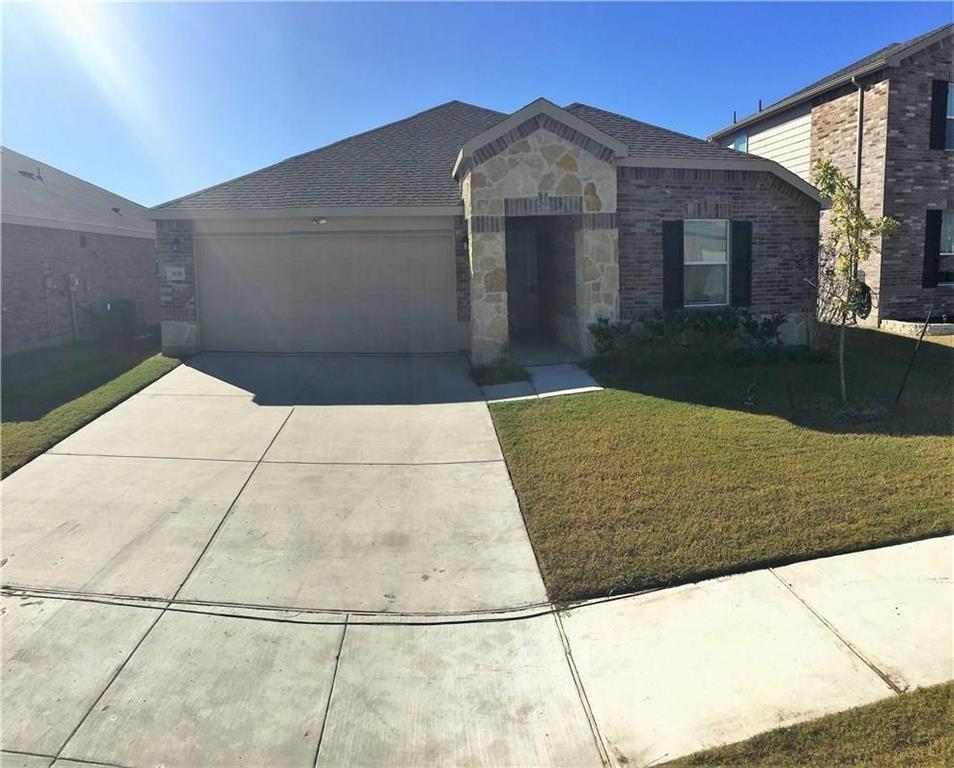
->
[490, 326, 953, 601]
[2, 339, 180, 477]
[668, 682, 954, 767]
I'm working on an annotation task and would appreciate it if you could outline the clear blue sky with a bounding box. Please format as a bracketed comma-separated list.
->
[3, 2, 950, 207]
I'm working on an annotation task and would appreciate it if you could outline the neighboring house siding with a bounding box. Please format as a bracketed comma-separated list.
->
[810, 77, 891, 322]
[880, 37, 954, 321]
[0, 223, 158, 356]
[722, 106, 814, 182]
[747, 106, 813, 181]
[617, 167, 818, 321]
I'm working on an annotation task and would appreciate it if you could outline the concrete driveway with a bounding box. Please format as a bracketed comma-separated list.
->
[2, 353, 547, 613]
[2, 354, 601, 767]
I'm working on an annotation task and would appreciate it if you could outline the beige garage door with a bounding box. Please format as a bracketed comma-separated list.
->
[196, 233, 458, 353]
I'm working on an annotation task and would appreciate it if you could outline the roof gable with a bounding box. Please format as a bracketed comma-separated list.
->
[452, 98, 628, 178]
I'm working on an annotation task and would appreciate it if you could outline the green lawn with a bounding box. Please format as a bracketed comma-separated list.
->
[2, 339, 180, 477]
[490, 327, 953, 601]
[668, 682, 954, 767]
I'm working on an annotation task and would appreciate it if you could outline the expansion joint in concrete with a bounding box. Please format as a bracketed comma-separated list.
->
[768, 568, 903, 694]
[553, 610, 611, 767]
[313, 616, 349, 768]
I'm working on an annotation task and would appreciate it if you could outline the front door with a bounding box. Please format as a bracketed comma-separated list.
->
[506, 224, 541, 337]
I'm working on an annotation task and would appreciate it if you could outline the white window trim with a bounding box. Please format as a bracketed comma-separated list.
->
[946, 82, 954, 152]
[940, 209, 954, 285]
[938, 251, 954, 286]
[683, 219, 731, 308]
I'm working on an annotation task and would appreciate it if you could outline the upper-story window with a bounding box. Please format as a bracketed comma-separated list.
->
[684, 220, 730, 306]
[929, 80, 954, 150]
[732, 133, 748, 153]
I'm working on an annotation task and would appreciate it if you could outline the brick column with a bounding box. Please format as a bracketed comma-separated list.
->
[156, 219, 198, 355]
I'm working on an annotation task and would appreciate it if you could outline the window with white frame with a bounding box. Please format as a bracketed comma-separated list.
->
[940, 210, 954, 284]
[732, 133, 748, 153]
[684, 219, 730, 306]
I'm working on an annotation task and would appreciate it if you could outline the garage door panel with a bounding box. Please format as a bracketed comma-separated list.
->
[197, 234, 457, 354]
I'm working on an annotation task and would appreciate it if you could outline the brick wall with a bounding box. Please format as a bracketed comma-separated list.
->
[811, 78, 890, 321]
[155, 219, 196, 323]
[1, 223, 159, 356]
[881, 37, 954, 321]
[617, 167, 819, 318]
[807, 37, 954, 324]
[454, 216, 470, 323]
[155, 219, 198, 355]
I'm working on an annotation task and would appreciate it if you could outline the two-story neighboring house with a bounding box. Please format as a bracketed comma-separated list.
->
[710, 23, 954, 327]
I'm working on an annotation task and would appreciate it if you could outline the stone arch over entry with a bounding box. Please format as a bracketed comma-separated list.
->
[456, 106, 622, 364]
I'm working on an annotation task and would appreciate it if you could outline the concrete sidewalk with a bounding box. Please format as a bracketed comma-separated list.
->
[3, 536, 950, 767]
[482, 362, 603, 402]
[561, 535, 953, 766]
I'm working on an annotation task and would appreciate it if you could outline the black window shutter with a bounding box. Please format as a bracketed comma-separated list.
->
[662, 220, 684, 309]
[929, 80, 948, 150]
[923, 209, 942, 288]
[730, 221, 753, 307]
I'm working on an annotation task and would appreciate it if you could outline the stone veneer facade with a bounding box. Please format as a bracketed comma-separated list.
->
[460, 120, 620, 363]
[809, 35, 954, 324]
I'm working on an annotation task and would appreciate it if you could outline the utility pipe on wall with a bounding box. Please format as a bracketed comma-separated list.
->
[851, 76, 865, 203]
[851, 76, 866, 281]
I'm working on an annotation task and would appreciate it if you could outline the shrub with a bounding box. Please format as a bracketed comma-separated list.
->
[741, 311, 787, 348]
[640, 308, 692, 344]
[589, 308, 791, 362]
[590, 318, 636, 356]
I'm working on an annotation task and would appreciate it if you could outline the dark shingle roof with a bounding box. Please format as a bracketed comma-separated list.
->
[154, 101, 506, 212]
[564, 103, 744, 160]
[156, 99, 753, 215]
[710, 22, 954, 139]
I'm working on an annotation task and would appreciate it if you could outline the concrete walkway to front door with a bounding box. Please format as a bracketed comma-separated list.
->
[1, 354, 951, 767]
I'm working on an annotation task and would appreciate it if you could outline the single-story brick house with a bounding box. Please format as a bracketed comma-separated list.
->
[1, 147, 159, 356]
[152, 99, 820, 364]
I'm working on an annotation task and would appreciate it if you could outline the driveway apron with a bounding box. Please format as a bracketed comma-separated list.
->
[2, 354, 598, 767]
